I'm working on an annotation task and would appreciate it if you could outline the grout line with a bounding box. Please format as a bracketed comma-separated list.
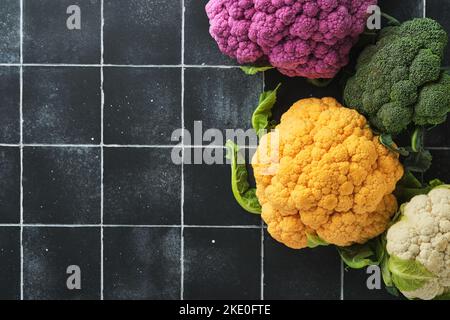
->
[180, 0, 186, 301]
[100, 0, 105, 301]
[260, 72, 265, 301]
[19, 0, 24, 301]
[340, 260, 344, 300]
[0, 63, 239, 69]
[428, 147, 450, 150]
[0, 144, 259, 149]
[260, 222, 264, 300]
[0, 224, 264, 229]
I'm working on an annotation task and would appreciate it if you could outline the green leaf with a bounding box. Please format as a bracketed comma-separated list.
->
[380, 12, 401, 26]
[395, 171, 430, 203]
[225, 140, 261, 214]
[388, 255, 435, 292]
[240, 66, 274, 75]
[404, 149, 433, 173]
[411, 127, 423, 153]
[379, 134, 410, 156]
[404, 127, 433, 173]
[306, 78, 334, 87]
[385, 285, 401, 297]
[395, 172, 446, 204]
[251, 84, 281, 138]
[337, 238, 384, 269]
[434, 291, 450, 300]
[306, 233, 329, 249]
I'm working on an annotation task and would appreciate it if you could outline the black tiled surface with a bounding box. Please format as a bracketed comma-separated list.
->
[265, 70, 344, 123]
[23, 0, 101, 64]
[184, 0, 235, 66]
[23, 67, 101, 144]
[424, 150, 450, 182]
[0, 227, 20, 300]
[23, 147, 101, 224]
[0, 0, 20, 63]
[0, 0, 448, 301]
[184, 228, 261, 300]
[264, 234, 341, 300]
[427, 0, 450, 66]
[103, 0, 181, 65]
[184, 147, 260, 225]
[0, 147, 20, 224]
[104, 68, 181, 145]
[184, 68, 262, 145]
[103, 148, 180, 225]
[23, 227, 101, 300]
[378, 0, 423, 22]
[343, 268, 401, 300]
[0, 67, 20, 143]
[104, 227, 180, 300]
[424, 121, 450, 148]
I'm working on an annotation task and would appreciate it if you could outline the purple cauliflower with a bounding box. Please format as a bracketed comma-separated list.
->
[206, 0, 377, 78]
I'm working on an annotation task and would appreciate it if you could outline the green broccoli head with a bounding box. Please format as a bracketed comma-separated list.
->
[414, 73, 450, 125]
[344, 18, 449, 135]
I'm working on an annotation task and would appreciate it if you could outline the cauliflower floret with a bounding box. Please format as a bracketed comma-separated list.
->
[252, 97, 404, 249]
[386, 187, 450, 300]
[206, 0, 378, 78]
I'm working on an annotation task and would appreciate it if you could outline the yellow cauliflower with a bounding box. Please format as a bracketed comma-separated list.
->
[252, 97, 404, 249]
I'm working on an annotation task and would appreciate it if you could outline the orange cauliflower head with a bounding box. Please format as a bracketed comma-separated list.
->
[252, 97, 404, 249]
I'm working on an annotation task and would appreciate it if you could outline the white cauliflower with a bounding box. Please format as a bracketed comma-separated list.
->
[386, 186, 450, 300]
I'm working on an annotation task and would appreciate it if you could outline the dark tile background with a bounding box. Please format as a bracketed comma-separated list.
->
[103, 147, 180, 225]
[0, 227, 20, 300]
[184, 0, 235, 66]
[0, 0, 448, 301]
[103, 0, 181, 65]
[0, 67, 20, 143]
[0, 0, 20, 63]
[184, 227, 261, 300]
[103, 67, 181, 145]
[23, 67, 101, 144]
[23, 147, 101, 224]
[23, 0, 101, 64]
[103, 227, 180, 300]
[0, 147, 20, 224]
[23, 227, 101, 300]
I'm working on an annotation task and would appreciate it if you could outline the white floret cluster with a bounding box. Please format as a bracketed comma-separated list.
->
[386, 187, 450, 300]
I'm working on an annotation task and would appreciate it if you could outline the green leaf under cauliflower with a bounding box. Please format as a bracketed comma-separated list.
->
[225, 141, 261, 214]
[251, 84, 281, 138]
[388, 255, 436, 292]
[240, 66, 274, 75]
[338, 238, 385, 269]
[306, 233, 329, 249]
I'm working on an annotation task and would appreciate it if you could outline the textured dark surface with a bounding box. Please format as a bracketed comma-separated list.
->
[23, 227, 101, 300]
[184, 228, 261, 300]
[103, 227, 180, 300]
[0, 0, 448, 301]
[103, 67, 181, 145]
[103, 0, 181, 65]
[0, 0, 20, 63]
[0, 147, 20, 224]
[0, 67, 20, 143]
[23, 147, 101, 224]
[103, 147, 181, 225]
[184, 147, 260, 226]
[23, 0, 101, 64]
[0, 227, 20, 300]
[23, 67, 101, 144]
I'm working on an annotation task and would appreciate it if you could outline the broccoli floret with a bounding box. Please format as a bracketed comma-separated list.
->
[414, 73, 450, 125]
[344, 18, 450, 134]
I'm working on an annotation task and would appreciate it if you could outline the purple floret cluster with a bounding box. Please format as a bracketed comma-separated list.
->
[206, 0, 377, 78]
